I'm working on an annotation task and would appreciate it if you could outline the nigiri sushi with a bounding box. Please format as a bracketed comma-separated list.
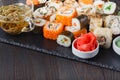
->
[57, 31, 74, 47]
[93, 27, 112, 49]
[56, 6, 77, 26]
[43, 22, 64, 40]
[104, 15, 120, 35]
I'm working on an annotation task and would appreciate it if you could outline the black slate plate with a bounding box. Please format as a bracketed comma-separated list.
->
[0, 29, 120, 71]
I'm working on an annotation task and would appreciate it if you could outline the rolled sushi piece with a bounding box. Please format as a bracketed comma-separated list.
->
[33, 6, 57, 20]
[46, 0, 63, 10]
[43, 22, 64, 40]
[65, 26, 87, 38]
[32, 18, 46, 34]
[64, 0, 80, 8]
[76, 5, 96, 16]
[57, 31, 74, 47]
[93, 27, 112, 49]
[103, 1, 116, 15]
[93, 0, 105, 14]
[72, 15, 89, 30]
[56, 6, 77, 26]
[104, 15, 120, 35]
[89, 16, 103, 32]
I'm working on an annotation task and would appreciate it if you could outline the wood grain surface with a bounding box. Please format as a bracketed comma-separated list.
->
[0, 42, 120, 80]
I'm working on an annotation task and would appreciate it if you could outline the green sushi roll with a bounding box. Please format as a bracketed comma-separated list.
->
[103, 2, 116, 15]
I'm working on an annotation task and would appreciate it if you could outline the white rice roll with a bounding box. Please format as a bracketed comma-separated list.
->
[33, 18, 46, 26]
[89, 16, 103, 32]
[93, 0, 105, 14]
[72, 18, 80, 29]
[72, 15, 89, 30]
[46, 1, 63, 10]
[103, 2, 116, 14]
[57, 31, 74, 47]
[38, 0, 47, 3]
[33, 7, 48, 18]
[65, 26, 80, 33]
[50, 14, 56, 22]
[76, 5, 96, 16]
[93, 27, 112, 49]
[32, 18, 46, 34]
[104, 15, 120, 35]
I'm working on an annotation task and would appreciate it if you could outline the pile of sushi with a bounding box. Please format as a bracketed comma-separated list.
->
[31, 0, 120, 49]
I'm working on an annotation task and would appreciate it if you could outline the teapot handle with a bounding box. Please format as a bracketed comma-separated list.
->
[21, 17, 35, 32]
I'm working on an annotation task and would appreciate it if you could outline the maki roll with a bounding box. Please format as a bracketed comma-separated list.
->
[65, 26, 87, 38]
[76, 5, 96, 16]
[78, 0, 93, 6]
[43, 22, 64, 40]
[56, 6, 77, 26]
[64, 0, 80, 8]
[32, 18, 46, 34]
[104, 15, 120, 35]
[89, 16, 103, 32]
[72, 15, 89, 30]
[93, 27, 112, 49]
[103, 1, 116, 15]
[93, 0, 105, 14]
[33, 6, 57, 20]
[46, 0, 63, 10]
[57, 31, 74, 47]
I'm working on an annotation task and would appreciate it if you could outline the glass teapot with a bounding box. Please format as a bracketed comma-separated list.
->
[0, 0, 34, 35]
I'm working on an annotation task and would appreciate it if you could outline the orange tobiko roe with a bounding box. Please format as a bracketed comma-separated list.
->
[26, 0, 39, 5]
[75, 32, 97, 52]
[78, 0, 93, 5]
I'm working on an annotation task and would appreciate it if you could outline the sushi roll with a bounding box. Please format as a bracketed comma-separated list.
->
[33, 6, 57, 20]
[89, 16, 103, 32]
[33, 7, 48, 18]
[103, 1, 116, 15]
[38, 0, 47, 4]
[72, 15, 89, 30]
[43, 22, 64, 40]
[78, 0, 93, 6]
[64, 0, 80, 8]
[93, 27, 112, 49]
[50, 14, 56, 22]
[65, 26, 87, 38]
[76, 5, 96, 16]
[32, 18, 46, 34]
[46, 0, 63, 10]
[104, 15, 120, 35]
[57, 31, 74, 47]
[56, 6, 77, 26]
[26, 0, 40, 5]
[93, 0, 105, 14]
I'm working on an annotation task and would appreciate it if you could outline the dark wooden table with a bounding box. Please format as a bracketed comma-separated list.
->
[0, 43, 120, 80]
[0, 0, 120, 80]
